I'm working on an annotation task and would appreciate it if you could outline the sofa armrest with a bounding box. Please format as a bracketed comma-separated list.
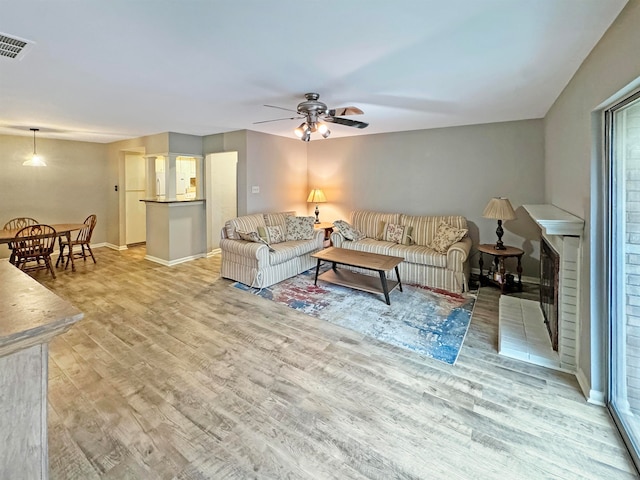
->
[312, 228, 325, 246]
[447, 236, 472, 271]
[220, 238, 270, 263]
[330, 231, 346, 248]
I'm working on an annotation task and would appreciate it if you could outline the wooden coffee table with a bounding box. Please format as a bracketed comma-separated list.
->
[311, 247, 404, 305]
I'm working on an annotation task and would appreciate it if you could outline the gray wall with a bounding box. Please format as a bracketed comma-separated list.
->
[245, 131, 308, 216]
[307, 120, 545, 277]
[544, 0, 640, 400]
[0, 134, 108, 258]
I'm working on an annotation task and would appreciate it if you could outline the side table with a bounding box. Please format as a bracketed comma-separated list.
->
[314, 222, 334, 248]
[477, 243, 524, 293]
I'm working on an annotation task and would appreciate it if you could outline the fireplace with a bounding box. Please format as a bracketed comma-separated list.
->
[498, 204, 584, 373]
[540, 237, 560, 351]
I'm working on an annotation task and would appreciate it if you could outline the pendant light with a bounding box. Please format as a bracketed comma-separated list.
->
[23, 128, 47, 167]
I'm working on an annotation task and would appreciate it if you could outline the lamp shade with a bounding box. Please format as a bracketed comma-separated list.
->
[307, 189, 327, 203]
[482, 197, 516, 220]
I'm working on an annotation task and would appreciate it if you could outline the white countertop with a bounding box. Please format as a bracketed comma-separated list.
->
[0, 262, 83, 358]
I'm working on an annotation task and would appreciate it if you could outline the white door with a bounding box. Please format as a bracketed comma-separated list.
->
[205, 152, 237, 251]
[125, 154, 147, 245]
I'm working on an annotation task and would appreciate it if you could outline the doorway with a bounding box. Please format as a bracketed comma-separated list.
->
[606, 90, 640, 470]
[125, 153, 146, 245]
[205, 152, 237, 252]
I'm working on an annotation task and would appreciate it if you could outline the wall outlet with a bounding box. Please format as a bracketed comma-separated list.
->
[251, 185, 260, 194]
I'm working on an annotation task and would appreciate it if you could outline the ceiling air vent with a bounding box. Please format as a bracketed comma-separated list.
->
[0, 33, 34, 60]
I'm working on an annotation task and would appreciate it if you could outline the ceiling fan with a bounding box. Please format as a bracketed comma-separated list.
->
[255, 92, 368, 141]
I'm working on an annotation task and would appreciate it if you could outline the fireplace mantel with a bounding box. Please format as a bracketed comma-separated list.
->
[523, 204, 584, 236]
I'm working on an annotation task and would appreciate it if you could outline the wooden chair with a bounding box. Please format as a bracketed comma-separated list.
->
[3, 217, 39, 265]
[57, 214, 97, 269]
[12, 224, 58, 278]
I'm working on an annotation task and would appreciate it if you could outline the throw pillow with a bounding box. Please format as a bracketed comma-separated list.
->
[333, 220, 366, 241]
[236, 230, 275, 252]
[427, 222, 468, 254]
[257, 225, 285, 244]
[377, 221, 414, 245]
[285, 216, 314, 241]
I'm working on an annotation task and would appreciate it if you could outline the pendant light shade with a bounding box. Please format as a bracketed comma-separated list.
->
[23, 128, 47, 167]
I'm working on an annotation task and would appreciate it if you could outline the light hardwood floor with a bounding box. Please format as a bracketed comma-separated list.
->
[27, 246, 637, 479]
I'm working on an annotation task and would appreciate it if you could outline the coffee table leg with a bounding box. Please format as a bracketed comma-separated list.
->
[395, 266, 403, 292]
[379, 271, 391, 305]
[314, 259, 321, 285]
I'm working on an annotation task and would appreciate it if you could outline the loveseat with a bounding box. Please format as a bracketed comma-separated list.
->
[220, 211, 324, 288]
[330, 210, 472, 293]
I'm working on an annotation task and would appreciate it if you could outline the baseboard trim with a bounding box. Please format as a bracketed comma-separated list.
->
[144, 253, 206, 267]
[207, 248, 221, 257]
[105, 243, 128, 251]
[576, 367, 605, 406]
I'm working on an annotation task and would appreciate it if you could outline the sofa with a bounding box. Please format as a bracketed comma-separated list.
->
[330, 210, 472, 293]
[220, 211, 324, 288]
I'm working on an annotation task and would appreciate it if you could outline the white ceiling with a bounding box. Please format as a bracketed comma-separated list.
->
[0, 0, 628, 143]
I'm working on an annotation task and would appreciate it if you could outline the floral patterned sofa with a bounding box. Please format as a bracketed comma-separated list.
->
[330, 210, 472, 293]
[220, 211, 324, 288]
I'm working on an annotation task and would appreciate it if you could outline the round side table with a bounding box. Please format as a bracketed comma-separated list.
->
[477, 243, 524, 293]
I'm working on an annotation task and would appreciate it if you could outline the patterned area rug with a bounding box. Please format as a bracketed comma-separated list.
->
[232, 268, 476, 365]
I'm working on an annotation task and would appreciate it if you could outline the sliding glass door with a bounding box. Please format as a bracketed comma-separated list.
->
[607, 91, 640, 469]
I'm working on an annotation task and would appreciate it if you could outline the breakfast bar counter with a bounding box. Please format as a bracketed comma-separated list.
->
[0, 262, 84, 479]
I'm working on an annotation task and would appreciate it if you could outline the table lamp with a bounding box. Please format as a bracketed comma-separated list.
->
[482, 197, 516, 250]
[307, 189, 327, 224]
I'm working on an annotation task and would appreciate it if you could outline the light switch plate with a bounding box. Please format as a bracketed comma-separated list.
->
[251, 186, 260, 194]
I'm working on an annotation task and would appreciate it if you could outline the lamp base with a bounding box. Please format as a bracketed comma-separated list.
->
[494, 220, 506, 250]
[314, 204, 320, 224]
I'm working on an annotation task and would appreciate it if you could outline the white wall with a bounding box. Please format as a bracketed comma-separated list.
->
[544, 1, 640, 400]
[0, 134, 108, 258]
[307, 120, 545, 277]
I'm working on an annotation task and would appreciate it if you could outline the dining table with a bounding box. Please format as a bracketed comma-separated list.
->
[0, 223, 87, 272]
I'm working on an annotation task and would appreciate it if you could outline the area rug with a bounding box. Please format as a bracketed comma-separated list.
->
[231, 268, 476, 365]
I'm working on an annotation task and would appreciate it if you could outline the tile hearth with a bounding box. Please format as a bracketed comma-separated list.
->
[498, 295, 562, 370]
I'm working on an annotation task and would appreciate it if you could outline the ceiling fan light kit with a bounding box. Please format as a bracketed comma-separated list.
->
[258, 92, 368, 141]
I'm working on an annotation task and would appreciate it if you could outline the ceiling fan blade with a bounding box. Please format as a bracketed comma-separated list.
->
[253, 116, 302, 124]
[264, 104, 299, 113]
[325, 116, 369, 129]
[327, 106, 364, 116]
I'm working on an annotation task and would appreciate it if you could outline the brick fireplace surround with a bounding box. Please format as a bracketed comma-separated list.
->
[498, 204, 584, 373]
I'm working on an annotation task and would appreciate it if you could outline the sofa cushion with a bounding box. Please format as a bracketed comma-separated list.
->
[285, 216, 315, 241]
[268, 239, 319, 265]
[338, 238, 395, 255]
[236, 230, 275, 252]
[388, 244, 447, 268]
[264, 211, 295, 228]
[378, 222, 413, 245]
[351, 211, 400, 239]
[427, 222, 468, 254]
[399, 215, 467, 246]
[258, 225, 286, 244]
[225, 214, 266, 240]
[333, 220, 365, 241]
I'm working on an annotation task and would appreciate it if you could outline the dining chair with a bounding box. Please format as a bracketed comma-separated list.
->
[12, 224, 58, 278]
[3, 217, 39, 265]
[57, 214, 97, 269]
